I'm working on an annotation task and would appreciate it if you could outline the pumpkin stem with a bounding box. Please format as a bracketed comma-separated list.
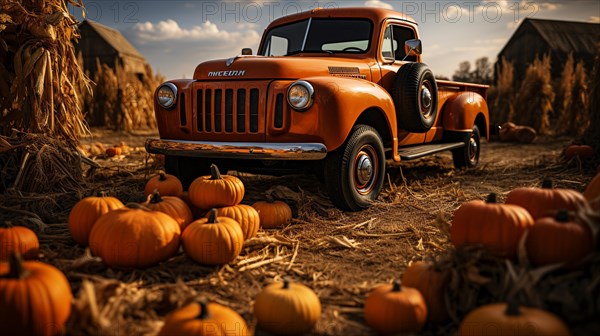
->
[208, 209, 219, 223]
[505, 300, 521, 316]
[486, 193, 497, 204]
[197, 301, 209, 320]
[541, 179, 552, 189]
[98, 191, 108, 197]
[7, 252, 28, 279]
[555, 210, 570, 222]
[283, 279, 290, 289]
[125, 203, 151, 211]
[150, 189, 163, 204]
[210, 164, 222, 180]
[392, 280, 401, 292]
[159, 172, 167, 181]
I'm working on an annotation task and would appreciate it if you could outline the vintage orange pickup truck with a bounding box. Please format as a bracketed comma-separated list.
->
[146, 7, 490, 211]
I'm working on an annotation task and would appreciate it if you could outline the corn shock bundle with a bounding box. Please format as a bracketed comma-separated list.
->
[0, 0, 89, 143]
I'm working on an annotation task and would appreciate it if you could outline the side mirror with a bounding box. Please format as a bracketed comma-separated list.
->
[241, 48, 253, 55]
[404, 39, 422, 57]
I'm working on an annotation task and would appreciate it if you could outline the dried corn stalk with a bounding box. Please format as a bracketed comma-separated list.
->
[492, 57, 515, 124]
[0, 0, 90, 143]
[581, 41, 600, 157]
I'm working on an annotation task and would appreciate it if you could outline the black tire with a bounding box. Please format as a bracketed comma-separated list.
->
[392, 63, 438, 133]
[324, 125, 386, 211]
[164, 156, 212, 189]
[452, 125, 481, 169]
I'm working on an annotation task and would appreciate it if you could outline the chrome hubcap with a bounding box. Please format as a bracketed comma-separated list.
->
[356, 154, 373, 185]
[421, 85, 432, 109]
[468, 136, 478, 161]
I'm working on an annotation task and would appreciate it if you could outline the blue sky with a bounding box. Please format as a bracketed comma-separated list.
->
[69, 1, 600, 79]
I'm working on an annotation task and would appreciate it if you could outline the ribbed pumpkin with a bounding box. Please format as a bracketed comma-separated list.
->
[208, 204, 260, 240]
[144, 190, 193, 231]
[68, 192, 124, 246]
[401, 261, 449, 323]
[563, 144, 594, 160]
[145, 172, 183, 197]
[158, 301, 249, 336]
[458, 301, 571, 336]
[364, 281, 427, 335]
[451, 193, 534, 258]
[584, 172, 600, 201]
[0, 222, 39, 261]
[0, 253, 73, 336]
[505, 179, 587, 219]
[182, 209, 244, 265]
[253, 279, 321, 335]
[526, 210, 594, 267]
[189, 165, 244, 209]
[252, 199, 292, 229]
[89, 204, 181, 268]
[181, 191, 208, 219]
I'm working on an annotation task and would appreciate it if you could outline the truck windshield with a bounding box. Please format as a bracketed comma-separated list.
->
[260, 19, 373, 56]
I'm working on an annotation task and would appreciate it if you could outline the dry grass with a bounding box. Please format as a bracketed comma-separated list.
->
[84, 60, 163, 131]
[557, 55, 590, 137]
[491, 57, 514, 125]
[514, 55, 554, 135]
[0, 0, 89, 143]
[2, 130, 598, 335]
[582, 42, 600, 159]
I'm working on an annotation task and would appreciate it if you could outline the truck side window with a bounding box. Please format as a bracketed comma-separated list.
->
[392, 25, 416, 62]
[381, 26, 395, 60]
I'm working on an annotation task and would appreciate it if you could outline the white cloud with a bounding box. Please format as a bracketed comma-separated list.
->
[589, 16, 600, 23]
[364, 0, 393, 10]
[133, 19, 260, 44]
[507, 19, 522, 30]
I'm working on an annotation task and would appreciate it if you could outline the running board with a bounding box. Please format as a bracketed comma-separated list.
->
[397, 142, 464, 160]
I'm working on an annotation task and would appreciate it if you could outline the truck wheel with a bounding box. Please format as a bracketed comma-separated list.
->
[452, 125, 480, 169]
[164, 156, 212, 189]
[324, 125, 385, 211]
[392, 63, 438, 133]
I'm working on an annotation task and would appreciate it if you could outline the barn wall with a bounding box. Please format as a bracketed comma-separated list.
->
[75, 24, 119, 76]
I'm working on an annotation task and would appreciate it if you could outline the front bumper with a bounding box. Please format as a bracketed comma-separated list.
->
[145, 138, 328, 160]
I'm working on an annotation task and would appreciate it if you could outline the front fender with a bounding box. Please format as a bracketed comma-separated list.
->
[296, 76, 397, 152]
[442, 91, 489, 134]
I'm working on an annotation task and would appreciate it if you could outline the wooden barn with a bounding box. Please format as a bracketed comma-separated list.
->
[496, 18, 600, 80]
[75, 20, 148, 77]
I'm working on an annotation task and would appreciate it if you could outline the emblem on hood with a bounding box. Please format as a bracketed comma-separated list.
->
[208, 70, 246, 77]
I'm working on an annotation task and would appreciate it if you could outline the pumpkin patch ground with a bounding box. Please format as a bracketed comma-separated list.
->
[1, 129, 599, 335]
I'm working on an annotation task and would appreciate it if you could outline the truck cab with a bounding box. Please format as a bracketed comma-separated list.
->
[146, 7, 490, 211]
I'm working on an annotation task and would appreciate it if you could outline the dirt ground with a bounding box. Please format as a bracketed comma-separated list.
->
[16, 130, 600, 335]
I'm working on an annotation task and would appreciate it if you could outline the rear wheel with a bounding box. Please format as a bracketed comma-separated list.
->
[164, 156, 212, 189]
[452, 125, 480, 168]
[324, 125, 385, 211]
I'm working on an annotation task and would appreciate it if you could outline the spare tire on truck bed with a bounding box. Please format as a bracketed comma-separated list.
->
[392, 63, 438, 133]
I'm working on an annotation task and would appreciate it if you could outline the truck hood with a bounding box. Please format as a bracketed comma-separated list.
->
[193, 56, 372, 81]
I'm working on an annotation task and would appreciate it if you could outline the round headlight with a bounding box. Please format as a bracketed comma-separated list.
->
[157, 82, 178, 109]
[287, 81, 314, 111]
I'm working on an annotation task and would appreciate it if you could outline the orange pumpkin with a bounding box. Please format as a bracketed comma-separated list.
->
[158, 301, 249, 336]
[145, 172, 183, 197]
[68, 192, 124, 246]
[459, 301, 571, 336]
[0, 253, 73, 336]
[0, 222, 39, 261]
[89, 205, 181, 268]
[526, 210, 594, 267]
[401, 261, 449, 323]
[563, 144, 594, 160]
[182, 209, 244, 265]
[584, 172, 600, 201]
[253, 279, 321, 335]
[208, 204, 260, 240]
[364, 281, 427, 335]
[506, 179, 587, 219]
[144, 190, 193, 231]
[105, 146, 122, 157]
[181, 191, 208, 219]
[252, 199, 292, 229]
[188, 165, 244, 209]
[451, 193, 534, 258]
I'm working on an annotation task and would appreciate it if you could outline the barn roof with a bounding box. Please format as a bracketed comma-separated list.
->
[81, 20, 145, 60]
[499, 18, 600, 57]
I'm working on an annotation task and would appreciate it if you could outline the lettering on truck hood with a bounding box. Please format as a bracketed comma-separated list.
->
[208, 70, 246, 77]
